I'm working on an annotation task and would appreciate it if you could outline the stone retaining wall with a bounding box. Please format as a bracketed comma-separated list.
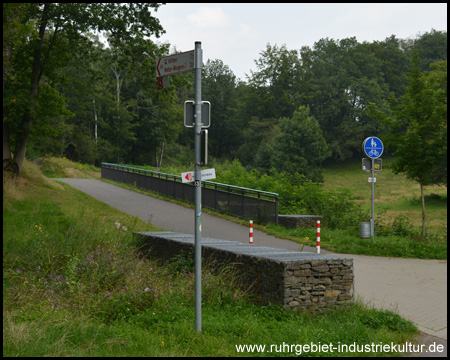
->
[136, 231, 353, 312]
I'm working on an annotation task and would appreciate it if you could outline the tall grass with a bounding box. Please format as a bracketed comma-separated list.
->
[3, 158, 419, 356]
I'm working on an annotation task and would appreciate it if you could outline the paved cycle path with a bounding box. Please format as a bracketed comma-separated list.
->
[55, 178, 447, 348]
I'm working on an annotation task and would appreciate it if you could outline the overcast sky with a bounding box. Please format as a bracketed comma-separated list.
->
[150, 3, 447, 81]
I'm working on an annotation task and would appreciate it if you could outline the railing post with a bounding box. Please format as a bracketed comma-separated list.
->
[275, 194, 279, 226]
[227, 185, 230, 215]
[241, 188, 245, 219]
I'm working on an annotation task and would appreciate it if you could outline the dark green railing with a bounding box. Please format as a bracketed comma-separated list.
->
[101, 162, 278, 225]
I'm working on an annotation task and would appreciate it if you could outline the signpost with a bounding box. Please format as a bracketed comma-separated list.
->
[156, 50, 194, 77]
[362, 137, 384, 243]
[362, 158, 382, 172]
[184, 101, 211, 128]
[193, 42, 202, 333]
[157, 43, 205, 333]
[156, 76, 170, 90]
[181, 168, 216, 183]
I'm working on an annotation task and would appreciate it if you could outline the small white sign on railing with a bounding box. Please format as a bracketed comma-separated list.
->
[181, 169, 216, 183]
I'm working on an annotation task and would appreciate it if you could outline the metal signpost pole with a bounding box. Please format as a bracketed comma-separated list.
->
[363, 136, 383, 244]
[156, 44, 206, 333]
[194, 41, 202, 333]
[371, 159, 375, 243]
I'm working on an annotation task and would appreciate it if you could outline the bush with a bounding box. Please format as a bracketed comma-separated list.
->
[216, 161, 367, 229]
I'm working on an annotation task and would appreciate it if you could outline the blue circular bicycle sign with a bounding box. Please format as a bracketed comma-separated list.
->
[363, 137, 383, 159]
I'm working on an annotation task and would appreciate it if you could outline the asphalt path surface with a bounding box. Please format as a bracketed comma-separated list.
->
[55, 178, 447, 355]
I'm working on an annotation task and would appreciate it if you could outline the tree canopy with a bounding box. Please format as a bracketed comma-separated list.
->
[3, 3, 166, 174]
[371, 52, 447, 236]
[3, 3, 447, 188]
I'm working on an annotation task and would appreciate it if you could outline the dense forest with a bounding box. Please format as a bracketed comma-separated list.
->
[3, 3, 447, 184]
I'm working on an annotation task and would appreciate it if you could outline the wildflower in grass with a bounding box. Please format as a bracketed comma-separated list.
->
[122, 225, 128, 231]
[115, 222, 121, 229]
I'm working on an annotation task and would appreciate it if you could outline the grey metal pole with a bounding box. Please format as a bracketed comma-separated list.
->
[371, 158, 375, 243]
[194, 41, 202, 333]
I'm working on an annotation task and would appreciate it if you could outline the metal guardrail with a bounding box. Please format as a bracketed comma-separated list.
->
[101, 162, 279, 225]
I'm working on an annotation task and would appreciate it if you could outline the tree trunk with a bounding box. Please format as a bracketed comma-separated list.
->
[2, 122, 16, 173]
[158, 141, 164, 168]
[93, 99, 98, 144]
[110, 64, 123, 164]
[420, 182, 426, 237]
[12, 4, 50, 176]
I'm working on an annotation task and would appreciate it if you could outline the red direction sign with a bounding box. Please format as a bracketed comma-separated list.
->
[181, 171, 193, 183]
[181, 169, 215, 183]
[156, 50, 195, 77]
[157, 77, 163, 89]
[157, 76, 170, 90]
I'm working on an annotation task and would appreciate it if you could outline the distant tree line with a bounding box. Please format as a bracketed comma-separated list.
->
[3, 4, 447, 185]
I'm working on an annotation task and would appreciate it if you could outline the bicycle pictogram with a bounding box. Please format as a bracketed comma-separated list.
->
[368, 139, 380, 157]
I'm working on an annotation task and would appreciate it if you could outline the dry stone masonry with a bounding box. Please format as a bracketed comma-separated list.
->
[136, 232, 353, 312]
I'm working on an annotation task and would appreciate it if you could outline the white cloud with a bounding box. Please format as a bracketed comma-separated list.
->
[152, 3, 447, 81]
[187, 6, 229, 29]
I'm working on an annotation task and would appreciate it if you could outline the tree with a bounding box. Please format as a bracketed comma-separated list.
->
[245, 43, 303, 120]
[299, 37, 391, 161]
[269, 106, 331, 182]
[3, 3, 165, 175]
[202, 59, 240, 159]
[382, 53, 447, 236]
[413, 29, 447, 72]
[424, 60, 447, 186]
[367, 35, 411, 99]
[238, 116, 280, 170]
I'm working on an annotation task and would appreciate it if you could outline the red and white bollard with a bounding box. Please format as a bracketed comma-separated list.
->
[249, 220, 253, 244]
[316, 220, 321, 254]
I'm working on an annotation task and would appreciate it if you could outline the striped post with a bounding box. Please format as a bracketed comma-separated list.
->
[316, 220, 320, 254]
[249, 220, 253, 244]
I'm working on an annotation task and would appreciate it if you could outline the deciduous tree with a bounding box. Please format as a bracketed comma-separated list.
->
[269, 106, 331, 182]
[382, 53, 447, 236]
[3, 3, 164, 175]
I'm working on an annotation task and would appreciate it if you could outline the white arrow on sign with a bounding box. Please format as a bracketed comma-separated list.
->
[181, 169, 216, 183]
[156, 50, 194, 77]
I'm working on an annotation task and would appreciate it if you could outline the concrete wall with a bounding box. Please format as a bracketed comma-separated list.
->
[136, 231, 353, 312]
